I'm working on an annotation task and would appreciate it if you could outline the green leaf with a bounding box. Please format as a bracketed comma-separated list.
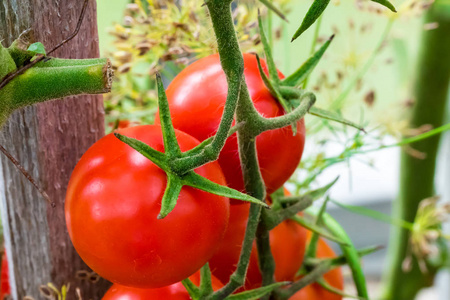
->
[257, 13, 282, 84]
[317, 278, 365, 299]
[182, 278, 200, 299]
[305, 245, 383, 269]
[309, 107, 365, 132]
[259, 0, 288, 22]
[157, 174, 183, 219]
[114, 133, 167, 169]
[330, 199, 413, 230]
[156, 73, 181, 157]
[226, 282, 289, 300]
[307, 177, 339, 199]
[330, 245, 383, 266]
[371, 0, 396, 12]
[182, 172, 269, 207]
[255, 54, 291, 115]
[264, 177, 339, 230]
[305, 196, 330, 258]
[27, 42, 46, 55]
[291, 0, 331, 42]
[199, 263, 214, 297]
[282, 35, 334, 86]
[290, 215, 347, 245]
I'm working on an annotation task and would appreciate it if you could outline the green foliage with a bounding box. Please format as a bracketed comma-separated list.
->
[291, 0, 331, 42]
[281, 34, 333, 86]
[371, 0, 397, 12]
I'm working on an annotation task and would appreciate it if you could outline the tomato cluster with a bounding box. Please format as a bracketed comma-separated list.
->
[64, 54, 343, 299]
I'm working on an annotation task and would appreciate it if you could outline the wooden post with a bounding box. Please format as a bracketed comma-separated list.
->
[0, 0, 111, 299]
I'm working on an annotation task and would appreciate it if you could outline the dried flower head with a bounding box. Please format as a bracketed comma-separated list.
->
[404, 196, 450, 273]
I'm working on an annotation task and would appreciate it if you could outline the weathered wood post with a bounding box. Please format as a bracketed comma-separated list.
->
[0, 0, 111, 299]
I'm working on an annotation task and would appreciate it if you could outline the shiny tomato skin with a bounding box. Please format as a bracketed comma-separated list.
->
[208, 202, 307, 290]
[290, 234, 344, 300]
[102, 271, 223, 300]
[155, 53, 305, 194]
[0, 252, 10, 300]
[65, 125, 230, 288]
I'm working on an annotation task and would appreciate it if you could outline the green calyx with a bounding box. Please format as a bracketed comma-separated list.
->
[115, 74, 269, 219]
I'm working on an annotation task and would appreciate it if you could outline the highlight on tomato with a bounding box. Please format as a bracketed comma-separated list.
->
[65, 125, 230, 288]
[208, 201, 307, 289]
[102, 270, 223, 300]
[155, 53, 305, 195]
[291, 233, 344, 300]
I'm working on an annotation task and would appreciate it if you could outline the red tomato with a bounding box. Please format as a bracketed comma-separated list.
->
[102, 270, 223, 300]
[155, 53, 305, 194]
[209, 201, 307, 290]
[65, 125, 230, 288]
[290, 233, 344, 300]
[0, 252, 10, 300]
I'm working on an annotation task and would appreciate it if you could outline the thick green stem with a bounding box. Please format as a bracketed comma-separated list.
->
[256, 224, 275, 300]
[274, 260, 333, 300]
[210, 62, 271, 300]
[382, 3, 450, 300]
[172, 0, 243, 173]
[1, 58, 112, 114]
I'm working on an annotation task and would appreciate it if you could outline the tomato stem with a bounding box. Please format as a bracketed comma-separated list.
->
[275, 260, 333, 299]
[0, 58, 112, 127]
[255, 92, 315, 133]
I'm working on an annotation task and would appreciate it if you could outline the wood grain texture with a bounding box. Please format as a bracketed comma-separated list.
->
[0, 0, 110, 299]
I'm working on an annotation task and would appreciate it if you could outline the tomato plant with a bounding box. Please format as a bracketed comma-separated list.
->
[209, 201, 307, 290]
[65, 125, 230, 288]
[291, 233, 344, 300]
[155, 53, 305, 194]
[102, 270, 223, 300]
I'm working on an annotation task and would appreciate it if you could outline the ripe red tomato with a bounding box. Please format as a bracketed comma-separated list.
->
[209, 201, 307, 290]
[290, 233, 344, 300]
[65, 125, 230, 288]
[155, 53, 305, 194]
[102, 270, 223, 300]
[0, 252, 10, 300]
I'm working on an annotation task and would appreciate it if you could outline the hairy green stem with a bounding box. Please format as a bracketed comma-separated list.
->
[382, 3, 450, 299]
[255, 92, 315, 132]
[1, 58, 112, 113]
[193, 1, 274, 297]
[256, 224, 276, 297]
[172, 0, 243, 174]
[211, 204, 263, 299]
[274, 260, 332, 299]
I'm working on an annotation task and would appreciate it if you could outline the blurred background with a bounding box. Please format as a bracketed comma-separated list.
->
[95, 1, 450, 299]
